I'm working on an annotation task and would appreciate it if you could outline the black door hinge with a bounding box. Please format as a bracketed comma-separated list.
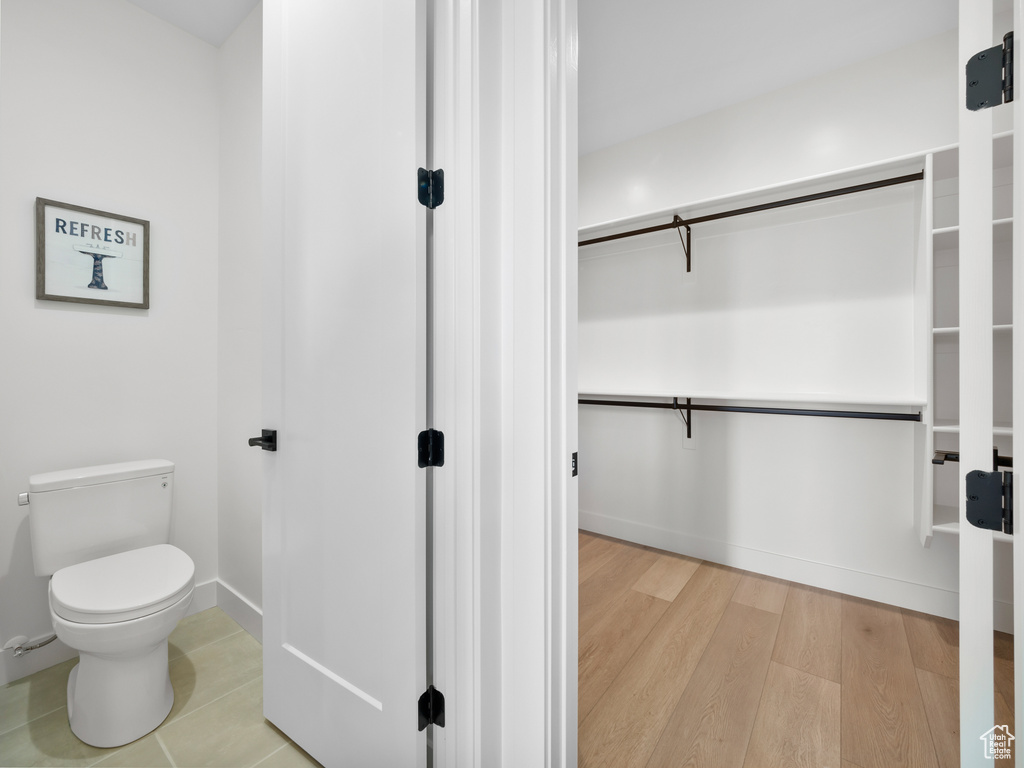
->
[966, 469, 1014, 535]
[967, 31, 1013, 110]
[418, 168, 444, 209]
[418, 429, 445, 468]
[418, 685, 445, 730]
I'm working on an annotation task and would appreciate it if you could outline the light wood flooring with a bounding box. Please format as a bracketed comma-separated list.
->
[578, 531, 1015, 768]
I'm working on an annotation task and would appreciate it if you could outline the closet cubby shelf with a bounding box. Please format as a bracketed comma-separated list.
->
[921, 135, 1016, 547]
[930, 130, 1014, 181]
[932, 519, 1014, 542]
[932, 419, 1013, 436]
[932, 324, 1013, 335]
[932, 218, 1013, 250]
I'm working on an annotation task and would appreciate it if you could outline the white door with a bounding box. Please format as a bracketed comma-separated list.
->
[261, 1, 428, 766]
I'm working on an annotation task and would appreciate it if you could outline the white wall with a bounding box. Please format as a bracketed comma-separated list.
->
[579, 184, 922, 402]
[0, 0, 235, 685]
[579, 30, 958, 229]
[217, 3, 263, 638]
[576, 29, 1013, 626]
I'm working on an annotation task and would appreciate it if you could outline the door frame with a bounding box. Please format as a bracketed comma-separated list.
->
[430, 0, 578, 764]
[263, 0, 579, 761]
[1015, 0, 1024, 751]
[957, 0, 999, 758]
[439, 0, 1021, 763]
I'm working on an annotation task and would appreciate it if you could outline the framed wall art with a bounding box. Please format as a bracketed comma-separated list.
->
[36, 198, 150, 309]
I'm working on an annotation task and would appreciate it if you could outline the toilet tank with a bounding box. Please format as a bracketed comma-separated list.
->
[28, 460, 175, 577]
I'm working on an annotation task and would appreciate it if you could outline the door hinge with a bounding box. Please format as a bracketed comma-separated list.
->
[966, 31, 1013, 110]
[966, 469, 1013, 535]
[418, 429, 445, 468]
[417, 168, 444, 209]
[418, 685, 445, 730]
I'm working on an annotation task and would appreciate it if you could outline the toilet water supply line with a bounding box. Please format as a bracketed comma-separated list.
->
[3, 633, 57, 658]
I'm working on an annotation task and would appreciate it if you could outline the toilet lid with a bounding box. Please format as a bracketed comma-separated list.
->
[50, 544, 195, 624]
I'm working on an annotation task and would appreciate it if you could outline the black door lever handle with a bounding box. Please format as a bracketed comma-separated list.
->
[248, 429, 277, 451]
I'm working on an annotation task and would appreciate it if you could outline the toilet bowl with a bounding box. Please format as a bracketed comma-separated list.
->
[49, 544, 195, 748]
[27, 460, 194, 748]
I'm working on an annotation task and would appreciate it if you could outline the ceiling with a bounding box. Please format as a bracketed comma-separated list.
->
[125, 0, 260, 47]
[578, 0, 958, 155]
[127, 0, 960, 155]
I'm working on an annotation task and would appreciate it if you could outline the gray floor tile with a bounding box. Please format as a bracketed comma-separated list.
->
[159, 679, 288, 767]
[168, 607, 244, 661]
[167, 630, 262, 723]
[0, 707, 108, 767]
[0, 610, 281, 768]
[0, 658, 77, 738]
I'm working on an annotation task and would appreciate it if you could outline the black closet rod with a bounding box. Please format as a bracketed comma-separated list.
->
[578, 397, 921, 422]
[577, 171, 925, 248]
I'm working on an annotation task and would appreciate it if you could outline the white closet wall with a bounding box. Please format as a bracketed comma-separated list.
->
[579, 184, 920, 401]
[217, 4, 265, 637]
[580, 30, 958, 229]
[578, 28, 1013, 624]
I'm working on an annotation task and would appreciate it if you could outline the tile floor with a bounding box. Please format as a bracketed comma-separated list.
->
[0, 608, 322, 767]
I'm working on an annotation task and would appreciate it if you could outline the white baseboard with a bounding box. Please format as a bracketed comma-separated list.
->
[994, 598, 1014, 636]
[580, 511, 1014, 634]
[216, 579, 263, 643]
[189, 579, 218, 615]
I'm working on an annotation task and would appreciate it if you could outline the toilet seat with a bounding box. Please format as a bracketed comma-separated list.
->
[50, 544, 195, 624]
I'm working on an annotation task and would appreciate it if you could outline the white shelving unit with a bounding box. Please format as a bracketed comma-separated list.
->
[919, 132, 1015, 546]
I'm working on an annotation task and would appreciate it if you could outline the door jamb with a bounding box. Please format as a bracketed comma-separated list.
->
[431, 0, 578, 765]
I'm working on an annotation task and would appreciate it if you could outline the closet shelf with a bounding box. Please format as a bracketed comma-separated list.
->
[930, 130, 1014, 181]
[931, 218, 1013, 250]
[922, 133, 1015, 548]
[578, 389, 926, 408]
[932, 324, 1013, 335]
[932, 419, 1013, 436]
[578, 172, 925, 272]
[932, 519, 1013, 543]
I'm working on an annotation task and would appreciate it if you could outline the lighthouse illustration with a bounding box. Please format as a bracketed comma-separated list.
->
[73, 243, 121, 290]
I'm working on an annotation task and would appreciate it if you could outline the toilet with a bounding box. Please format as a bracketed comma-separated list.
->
[28, 459, 195, 748]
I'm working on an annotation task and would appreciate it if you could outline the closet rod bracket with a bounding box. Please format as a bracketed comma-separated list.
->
[672, 216, 691, 273]
[672, 396, 692, 439]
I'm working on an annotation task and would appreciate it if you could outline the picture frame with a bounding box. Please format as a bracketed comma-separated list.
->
[36, 197, 150, 309]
